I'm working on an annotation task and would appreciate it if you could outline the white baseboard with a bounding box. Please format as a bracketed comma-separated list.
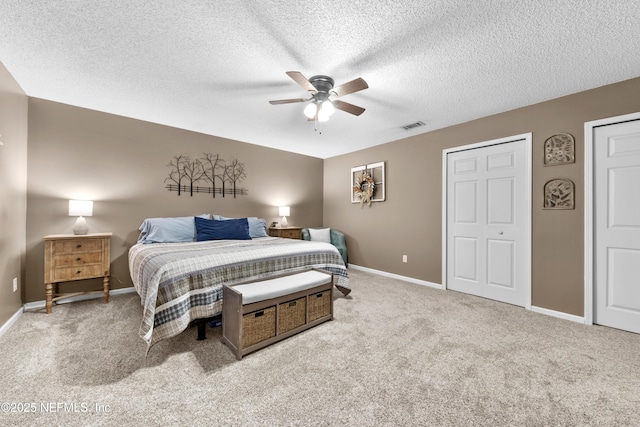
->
[348, 264, 442, 289]
[531, 305, 585, 324]
[23, 300, 45, 311]
[23, 287, 137, 311]
[0, 306, 24, 338]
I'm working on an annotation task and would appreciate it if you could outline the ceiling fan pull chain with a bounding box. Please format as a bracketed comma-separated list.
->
[314, 117, 323, 135]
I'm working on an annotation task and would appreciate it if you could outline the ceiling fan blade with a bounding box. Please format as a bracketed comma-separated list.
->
[331, 77, 368, 97]
[269, 98, 307, 105]
[286, 71, 317, 93]
[333, 100, 366, 116]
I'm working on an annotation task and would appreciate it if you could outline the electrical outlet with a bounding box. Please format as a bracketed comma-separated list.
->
[13, 277, 18, 292]
[402, 255, 408, 263]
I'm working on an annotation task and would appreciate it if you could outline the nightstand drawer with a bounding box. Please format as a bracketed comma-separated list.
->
[53, 238, 103, 254]
[280, 229, 301, 239]
[53, 252, 103, 267]
[268, 227, 302, 239]
[52, 264, 104, 282]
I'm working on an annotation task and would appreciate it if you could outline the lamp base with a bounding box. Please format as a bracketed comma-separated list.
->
[73, 216, 89, 235]
[281, 216, 288, 227]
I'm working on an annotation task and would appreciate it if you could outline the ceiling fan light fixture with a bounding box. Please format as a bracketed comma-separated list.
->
[321, 100, 335, 117]
[270, 72, 368, 123]
[303, 102, 318, 119]
[317, 109, 330, 122]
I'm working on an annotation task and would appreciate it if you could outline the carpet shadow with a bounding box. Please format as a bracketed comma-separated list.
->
[52, 294, 237, 386]
[53, 287, 356, 387]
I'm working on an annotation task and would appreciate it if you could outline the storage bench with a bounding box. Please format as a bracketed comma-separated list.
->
[222, 268, 333, 360]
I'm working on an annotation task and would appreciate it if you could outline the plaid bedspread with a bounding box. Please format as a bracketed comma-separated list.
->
[128, 237, 349, 350]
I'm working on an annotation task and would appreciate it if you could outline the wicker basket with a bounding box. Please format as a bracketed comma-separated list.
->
[277, 297, 307, 334]
[242, 306, 276, 348]
[308, 290, 331, 322]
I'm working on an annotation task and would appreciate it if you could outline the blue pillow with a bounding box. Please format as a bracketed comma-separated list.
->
[211, 215, 269, 238]
[195, 217, 251, 241]
[137, 215, 210, 243]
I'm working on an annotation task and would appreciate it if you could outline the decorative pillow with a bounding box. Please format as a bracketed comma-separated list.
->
[137, 215, 210, 244]
[212, 215, 269, 238]
[195, 217, 251, 241]
[308, 228, 331, 243]
[248, 218, 268, 238]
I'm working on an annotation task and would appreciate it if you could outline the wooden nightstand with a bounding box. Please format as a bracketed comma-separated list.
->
[43, 233, 112, 314]
[268, 227, 302, 240]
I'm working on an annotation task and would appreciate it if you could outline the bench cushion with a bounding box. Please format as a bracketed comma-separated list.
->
[234, 270, 332, 304]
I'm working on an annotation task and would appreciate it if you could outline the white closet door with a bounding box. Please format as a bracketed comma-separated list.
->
[594, 119, 640, 333]
[446, 138, 530, 307]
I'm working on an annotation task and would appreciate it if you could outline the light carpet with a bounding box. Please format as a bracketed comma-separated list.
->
[1, 269, 639, 426]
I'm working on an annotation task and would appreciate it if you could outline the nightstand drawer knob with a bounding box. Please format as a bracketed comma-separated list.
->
[76, 270, 81, 274]
[76, 257, 82, 261]
[76, 244, 82, 249]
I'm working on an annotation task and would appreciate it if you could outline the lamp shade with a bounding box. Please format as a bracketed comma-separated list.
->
[278, 206, 290, 217]
[68, 200, 93, 217]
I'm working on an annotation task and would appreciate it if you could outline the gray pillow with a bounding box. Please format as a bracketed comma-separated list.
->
[137, 214, 210, 243]
[248, 218, 269, 238]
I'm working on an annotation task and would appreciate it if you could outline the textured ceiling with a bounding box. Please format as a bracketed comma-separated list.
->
[1, 1, 639, 159]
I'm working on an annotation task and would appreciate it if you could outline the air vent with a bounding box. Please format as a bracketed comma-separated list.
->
[401, 121, 425, 130]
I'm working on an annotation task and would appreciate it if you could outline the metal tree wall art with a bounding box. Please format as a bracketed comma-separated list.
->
[544, 178, 574, 209]
[165, 153, 248, 197]
[544, 133, 575, 166]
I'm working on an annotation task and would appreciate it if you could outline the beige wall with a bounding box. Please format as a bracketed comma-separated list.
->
[0, 63, 28, 325]
[25, 99, 324, 303]
[324, 76, 640, 317]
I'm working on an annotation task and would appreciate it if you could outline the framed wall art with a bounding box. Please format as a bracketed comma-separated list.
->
[543, 178, 574, 209]
[351, 161, 385, 205]
[544, 133, 575, 166]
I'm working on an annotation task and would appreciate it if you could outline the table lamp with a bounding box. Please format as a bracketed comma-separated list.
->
[69, 199, 93, 235]
[279, 206, 290, 227]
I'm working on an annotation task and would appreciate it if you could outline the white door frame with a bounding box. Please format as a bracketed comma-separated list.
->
[442, 133, 532, 309]
[583, 111, 640, 325]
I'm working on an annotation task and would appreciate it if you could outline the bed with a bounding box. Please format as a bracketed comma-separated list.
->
[129, 218, 350, 350]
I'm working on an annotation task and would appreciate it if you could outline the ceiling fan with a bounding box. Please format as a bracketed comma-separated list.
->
[269, 71, 368, 121]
